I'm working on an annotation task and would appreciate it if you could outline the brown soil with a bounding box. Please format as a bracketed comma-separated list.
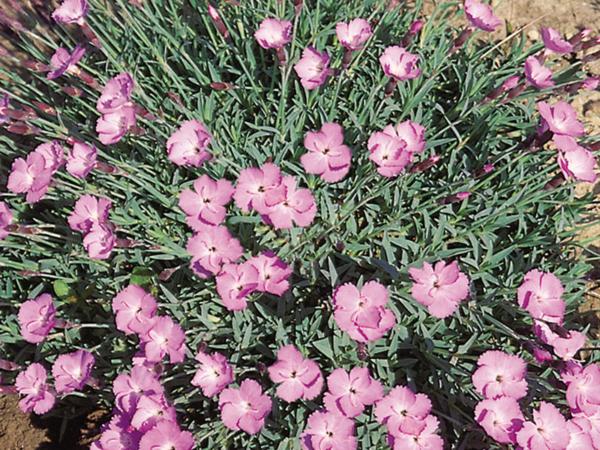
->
[0, 395, 50, 450]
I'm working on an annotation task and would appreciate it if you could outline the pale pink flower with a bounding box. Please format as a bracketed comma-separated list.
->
[97, 73, 135, 114]
[138, 420, 195, 450]
[375, 385, 433, 437]
[379, 46, 421, 81]
[52, 349, 95, 393]
[186, 225, 243, 278]
[52, 0, 89, 25]
[323, 367, 383, 418]
[166, 120, 212, 167]
[47, 46, 85, 80]
[409, 260, 470, 318]
[262, 175, 317, 229]
[300, 410, 357, 450]
[301, 122, 352, 183]
[332, 281, 396, 343]
[367, 131, 411, 177]
[112, 366, 164, 414]
[141, 316, 186, 364]
[15, 363, 55, 414]
[533, 321, 586, 361]
[566, 417, 596, 450]
[464, 0, 502, 32]
[254, 18, 292, 49]
[95, 414, 142, 450]
[555, 135, 598, 183]
[0, 201, 13, 240]
[66, 142, 97, 179]
[517, 269, 565, 323]
[387, 414, 444, 450]
[248, 251, 292, 296]
[178, 175, 234, 229]
[385, 120, 427, 155]
[336, 19, 372, 50]
[130, 394, 177, 432]
[524, 56, 555, 90]
[192, 351, 233, 398]
[112, 285, 158, 336]
[566, 363, 600, 415]
[538, 101, 585, 137]
[268, 345, 323, 402]
[7, 152, 53, 204]
[96, 104, 137, 145]
[234, 163, 284, 213]
[216, 262, 259, 311]
[34, 141, 65, 173]
[474, 397, 524, 444]
[68, 194, 112, 233]
[219, 379, 272, 435]
[471, 350, 528, 400]
[18, 293, 57, 344]
[83, 222, 116, 259]
[541, 27, 574, 54]
[516, 402, 570, 449]
[294, 47, 331, 90]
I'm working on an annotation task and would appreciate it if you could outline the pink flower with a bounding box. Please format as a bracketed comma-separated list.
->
[474, 397, 524, 444]
[68, 194, 112, 233]
[216, 262, 259, 311]
[409, 260, 470, 318]
[516, 402, 570, 449]
[130, 395, 177, 432]
[268, 345, 323, 402]
[113, 366, 164, 414]
[379, 46, 421, 81]
[300, 122, 352, 183]
[18, 293, 57, 344]
[555, 135, 598, 183]
[34, 141, 65, 174]
[52, 0, 89, 25]
[517, 269, 565, 323]
[95, 414, 142, 450]
[387, 415, 444, 450]
[336, 19, 372, 51]
[96, 104, 137, 145]
[566, 363, 600, 415]
[192, 351, 233, 398]
[178, 175, 234, 229]
[0, 94, 9, 124]
[52, 349, 95, 394]
[254, 18, 292, 49]
[15, 363, 55, 414]
[83, 223, 116, 259]
[234, 163, 284, 213]
[294, 47, 331, 90]
[541, 27, 574, 54]
[47, 45, 85, 80]
[262, 175, 317, 229]
[375, 386, 433, 437]
[533, 321, 586, 361]
[66, 142, 97, 179]
[538, 101, 585, 137]
[141, 316, 186, 364]
[300, 410, 357, 450]
[7, 152, 53, 204]
[97, 73, 135, 114]
[524, 56, 555, 89]
[112, 285, 158, 336]
[323, 367, 383, 418]
[138, 420, 195, 450]
[166, 120, 212, 167]
[385, 120, 427, 155]
[367, 131, 411, 177]
[186, 225, 243, 278]
[0, 201, 13, 240]
[471, 350, 528, 400]
[248, 251, 292, 296]
[566, 417, 596, 450]
[464, 0, 502, 32]
[219, 379, 272, 435]
[332, 281, 396, 343]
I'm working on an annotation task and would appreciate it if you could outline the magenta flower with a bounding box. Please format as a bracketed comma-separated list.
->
[52, 0, 88, 25]
[113, 366, 164, 414]
[323, 367, 383, 418]
[294, 47, 331, 90]
[555, 136, 598, 183]
[254, 18, 292, 49]
[141, 316, 186, 364]
[68, 194, 112, 233]
[301, 122, 352, 183]
[234, 163, 284, 214]
[7, 152, 53, 204]
[179, 175, 235, 229]
[96, 104, 137, 145]
[83, 222, 116, 260]
[216, 262, 259, 311]
[18, 293, 57, 344]
[409, 260, 470, 318]
[375, 385, 433, 437]
[166, 120, 212, 167]
[130, 394, 177, 432]
[566, 363, 600, 415]
[97, 72, 135, 114]
[268, 345, 323, 403]
[262, 175, 317, 229]
[541, 27, 574, 54]
[516, 402, 570, 449]
[517, 269, 565, 323]
[332, 281, 396, 343]
[52, 349, 95, 394]
[387, 415, 444, 450]
[474, 397, 524, 444]
[533, 320, 586, 361]
[186, 225, 243, 278]
[0, 201, 13, 240]
[138, 420, 195, 450]
[47, 45, 85, 80]
[471, 350, 528, 400]
[367, 131, 411, 177]
[538, 101, 585, 137]
[300, 410, 357, 450]
[379, 46, 421, 81]
[336, 19, 372, 51]
[34, 141, 65, 174]
[219, 379, 272, 435]
[66, 142, 97, 179]
[15, 363, 56, 414]
[464, 0, 502, 32]
[112, 285, 158, 336]
[192, 351, 233, 398]
[524, 56, 555, 90]
[248, 251, 292, 296]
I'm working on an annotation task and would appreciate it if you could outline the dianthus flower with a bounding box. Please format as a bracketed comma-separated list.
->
[234, 163, 285, 213]
[541, 27, 574, 54]
[379, 46, 421, 81]
[254, 18, 292, 49]
[52, 0, 88, 25]
[262, 175, 317, 229]
[301, 122, 352, 183]
[516, 402, 570, 449]
[0, 201, 13, 240]
[538, 101, 585, 137]
[178, 175, 234, 229]
[52, 349, 95, 394]
[219, 379, 272, 435]
[336, 19, 372, 51]
[517, 269, 565, 323]
[323, 367, 383, 418]
[474, 397, 524, 444]
[375, 385, 433, 437]
[566, 363, 600, 416]
[387, 414, 444, 450]
[471, 350, 528, 399]
[15, 363, 55, 414]
[7, 152, 53, 204]
[166, 120, 212, 167]
[191, 351, 234, 398]
[248, 251, 292, 296]
[524, 56, 555, 89]
[18, 293, 57, 344]
[141, 316, 186, 364]
[464, 0, 502, 31]
[138, 420, 194, 450]
[47, 46, 86, 80]
[555, 135, 598, 183]
[186, 225, 243, 278]
[112, 285, 158, 336]
[216, 262, 259, 311]
[300, 410, 357, 450]
[66, 142, 97, 179]
[268, 345, 323, 402]
[294, 47, 331, 90]
[68, 194, 112, 233]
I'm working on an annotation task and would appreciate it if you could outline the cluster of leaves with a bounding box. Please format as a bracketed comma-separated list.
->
[0, 0, 598, 448]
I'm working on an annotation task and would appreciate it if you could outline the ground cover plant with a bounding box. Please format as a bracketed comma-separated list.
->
[1, 0, 600, 448]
